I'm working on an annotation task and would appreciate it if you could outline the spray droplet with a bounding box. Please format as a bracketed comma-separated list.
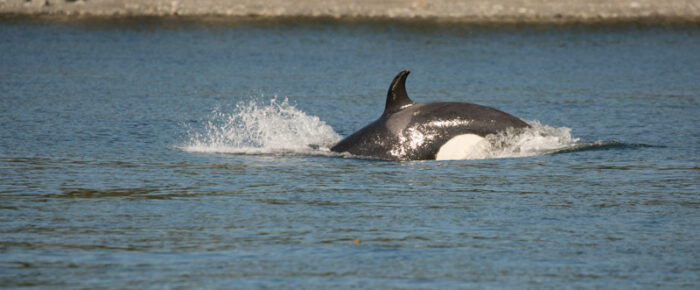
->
[180, 96, 341, 156]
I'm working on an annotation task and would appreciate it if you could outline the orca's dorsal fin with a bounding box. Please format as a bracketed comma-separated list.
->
[384, 70, 414, 115]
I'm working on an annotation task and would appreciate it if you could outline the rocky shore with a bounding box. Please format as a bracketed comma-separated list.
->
[1, 0, 699, 23]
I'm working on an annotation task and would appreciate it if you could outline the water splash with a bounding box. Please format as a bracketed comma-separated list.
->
[484, 120, 580, 159]
[484, 121, 658, 159]
[180, 97, 341, 156]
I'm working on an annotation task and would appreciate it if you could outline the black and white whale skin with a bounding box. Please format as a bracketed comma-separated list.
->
[331, 70, 530, 161]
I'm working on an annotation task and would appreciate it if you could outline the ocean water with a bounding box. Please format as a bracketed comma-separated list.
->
[1, 18, 699, 288]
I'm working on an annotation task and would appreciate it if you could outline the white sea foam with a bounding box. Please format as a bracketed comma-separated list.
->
[180, 97, 341, 156]
[483, 120, 579, 159]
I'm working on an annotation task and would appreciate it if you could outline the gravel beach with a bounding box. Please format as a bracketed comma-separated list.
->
[2, 0, 700, 23]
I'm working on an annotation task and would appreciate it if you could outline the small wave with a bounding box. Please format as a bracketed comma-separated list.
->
[480, 122, 657, 159]
[481, 120, 579, 159]
[179, 97, 341, 156]
[548, 141, 659, 155]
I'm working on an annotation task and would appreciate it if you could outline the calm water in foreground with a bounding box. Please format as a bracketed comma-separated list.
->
[1, 18, 699, 288]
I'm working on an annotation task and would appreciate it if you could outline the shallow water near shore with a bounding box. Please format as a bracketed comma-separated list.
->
[1, 19, 699, 288]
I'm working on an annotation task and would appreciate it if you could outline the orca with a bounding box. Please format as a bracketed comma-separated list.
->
[331, 70, 530, 161]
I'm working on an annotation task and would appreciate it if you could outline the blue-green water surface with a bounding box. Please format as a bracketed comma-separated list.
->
[1, 18, 699, 288]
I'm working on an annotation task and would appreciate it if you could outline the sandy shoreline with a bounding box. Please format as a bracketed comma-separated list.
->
[2, 0, 700, 23]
